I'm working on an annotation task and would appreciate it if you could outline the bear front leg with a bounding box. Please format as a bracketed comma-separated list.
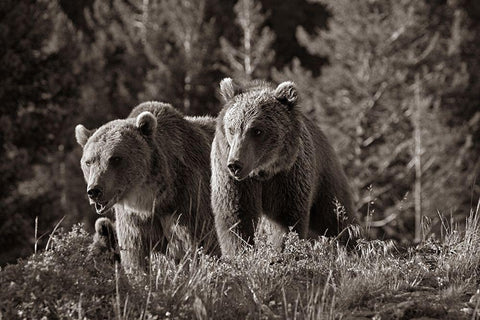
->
[263, 169, 313, 240]
[115, 207, 150, 272]
[89, 217, 120, 264]
[265, 197, 311, 240]
[116, 228, 149, 272]
[211, 150, 262, 256]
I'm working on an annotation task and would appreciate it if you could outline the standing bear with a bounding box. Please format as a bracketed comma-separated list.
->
[75, 101, 220, 271]
[211, 78, 356, 256]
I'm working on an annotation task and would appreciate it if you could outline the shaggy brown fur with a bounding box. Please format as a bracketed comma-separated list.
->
[76, 102, 220, 270]
[211, 79, 356, 256]
[88, 217, 120, 264]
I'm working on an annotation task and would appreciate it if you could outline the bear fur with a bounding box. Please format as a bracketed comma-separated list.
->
[211, 78, 356, 256]
[88, 217, 120, 264]
[76, 101, 220, 270]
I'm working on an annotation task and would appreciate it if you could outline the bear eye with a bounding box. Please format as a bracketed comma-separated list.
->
[252, 128, 263, 136]
[85, 159, 92, 167]
[228, 127, 235, 136]
[109, 156, 122, 166]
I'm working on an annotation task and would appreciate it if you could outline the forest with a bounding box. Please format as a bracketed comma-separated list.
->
[1, 0, 479, 267]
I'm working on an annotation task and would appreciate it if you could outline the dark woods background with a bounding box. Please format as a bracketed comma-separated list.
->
[1, 0, 479, 265]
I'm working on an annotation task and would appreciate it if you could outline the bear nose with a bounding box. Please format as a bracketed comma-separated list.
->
[87, 187, 103, 200]
[227, 161, 243, 176]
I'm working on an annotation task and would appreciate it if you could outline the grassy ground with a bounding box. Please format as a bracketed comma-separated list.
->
[1, 202, 480, 319]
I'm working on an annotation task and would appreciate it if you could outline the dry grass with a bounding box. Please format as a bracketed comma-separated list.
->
[1, 201, 479, 319]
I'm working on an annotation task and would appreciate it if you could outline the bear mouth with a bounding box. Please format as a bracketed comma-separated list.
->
[94, 202, 113, 215]
[92, 194, 120, 215]
[230, 170, 250, 181]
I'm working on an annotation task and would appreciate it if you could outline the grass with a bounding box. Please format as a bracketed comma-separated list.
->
[1, 201, 480, 319]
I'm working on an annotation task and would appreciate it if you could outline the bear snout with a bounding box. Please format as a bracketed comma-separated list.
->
[227, 160, 244, 177]
[227, 160, 252, 180]
[87, 186, 103, 200]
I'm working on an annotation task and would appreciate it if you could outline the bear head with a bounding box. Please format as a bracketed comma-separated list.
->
[219, 78, 301, 181]
[75, 111, 159, 214]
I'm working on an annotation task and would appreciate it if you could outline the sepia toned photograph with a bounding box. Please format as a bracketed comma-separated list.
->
[1, 0, 479, 318]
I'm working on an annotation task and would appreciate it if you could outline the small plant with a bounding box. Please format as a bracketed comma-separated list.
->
[1, 201, 479, 319]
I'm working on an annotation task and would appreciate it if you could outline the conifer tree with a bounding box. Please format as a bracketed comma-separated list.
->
[157, 0, 216, 113]
[128, 0, 218, 114]
[220, 0, 275, 81]
[0, 0, 84, 263]
[278, 0, 476, 239]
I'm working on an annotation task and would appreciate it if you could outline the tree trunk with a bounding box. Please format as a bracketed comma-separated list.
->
[413, 74, 423, 242]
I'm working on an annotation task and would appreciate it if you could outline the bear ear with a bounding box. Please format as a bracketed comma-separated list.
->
[75, 124, 94, 147]
[274, 81, 298, 109]
[219, 77, 242, 102]
[136, 111, 157, 136]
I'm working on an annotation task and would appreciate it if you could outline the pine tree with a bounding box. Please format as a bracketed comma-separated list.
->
[158, 0, 216, 114]
[126, 0, 218, 114]
[278, 0, 476, 240]
[0, 0, 84, 263]
[220, 0, 275, 82]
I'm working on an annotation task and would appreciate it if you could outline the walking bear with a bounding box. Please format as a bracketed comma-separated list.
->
[211, 78, 356, 256]
[76, 101, 220, 271]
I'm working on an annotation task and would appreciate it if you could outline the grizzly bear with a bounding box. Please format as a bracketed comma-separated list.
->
[211, 78, 356, 256]
[75, 101, 220, 270]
